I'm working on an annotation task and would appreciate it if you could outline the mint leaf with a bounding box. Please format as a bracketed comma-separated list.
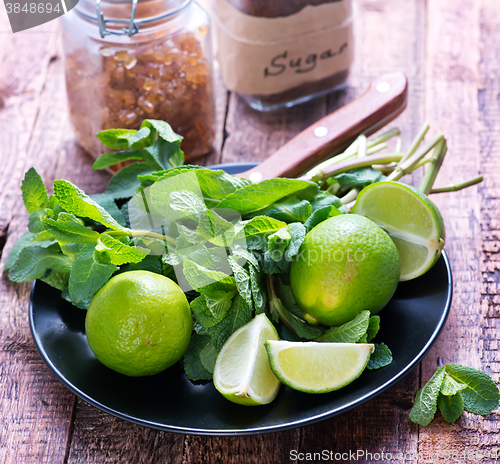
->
[243, 216, 287, 251]
[60, 243, 85, 260]
[304, 205, 342, 232]
[141, 139, 184, 171]
[441, 372, 468, 396]
[141, 119, 183, 144]
[217, 179, 318, 214]
[316, 311, 370, 343]
[333, 167, 384, 188]
[170, 190, 207, 218]
[263, 223, 305, 274]
[445, 364, 500, 415]
[409, 366, 446, 426]
[281, 306, 323, 339]
[5, 231, 57, 272]
[284, 223, 306, 261]
[53, 180, 124, 231]
[5, 231, 36, 271]
[29, 209, 54, 234]
[191, 295, 223, 328]
[228, 256, 253, 310]
[437, 392, 464, 423]
[192, 169, 251, 208]
[249, 197, 312, 223]
[310, 191, 343, 211]
[105, 163, 155, 200]
[366, 316, 380, 342]
[21, 168, 50, 214]
[232, 246, 260, 270]
[9, 247, 72, 282]
[191, 290, 235, 328]
[41, 268, 70, 291]
[267, 227, 291, 256]
[90, 193, 127, 227]
[92, 150, 145, 170]
[248, 264, 266, 313]
[183, 260, 234, 292]
[126, 127, 153, 150]
[97, 128, 139, 150]
[366, 343, 393, 370]
[95, 233, 149, 265]
[148, 165, 203, 185]
[197, 210, 236, 247]
[211, 295, 253, 351]
[200, 340, 218, 375]
[68, 244, 117, 306]
[43, 212, 100, 244]
[183, 333, 213, 381]
[129, 254, 163, 274]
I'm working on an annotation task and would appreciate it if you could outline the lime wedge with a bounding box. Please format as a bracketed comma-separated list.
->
[352, 181, 446, 281]
[265, 341, 374, 393]
[213, 314, 280, 406]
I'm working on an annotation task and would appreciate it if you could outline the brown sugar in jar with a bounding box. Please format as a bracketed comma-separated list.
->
[203, 0, 353, 111]
[60, 0, 216, 161]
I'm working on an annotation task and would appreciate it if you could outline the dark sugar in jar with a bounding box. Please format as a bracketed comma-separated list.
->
[61, 0, 216, 164]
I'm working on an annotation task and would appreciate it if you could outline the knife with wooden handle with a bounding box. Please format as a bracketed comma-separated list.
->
[237, 72, 408, 182]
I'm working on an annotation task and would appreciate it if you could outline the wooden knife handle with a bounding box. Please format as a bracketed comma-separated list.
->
[239, 72, 408, 181]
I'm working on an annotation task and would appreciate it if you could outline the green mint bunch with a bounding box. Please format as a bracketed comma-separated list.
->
[6, 168, 152, 309]
[6, 119, 399, 383]
[409, 362, 500, 426]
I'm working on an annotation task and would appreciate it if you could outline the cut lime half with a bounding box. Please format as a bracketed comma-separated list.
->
[352, 181, 445, 281]
[213, 314, 280, 406]
[265, 341, 374, 394]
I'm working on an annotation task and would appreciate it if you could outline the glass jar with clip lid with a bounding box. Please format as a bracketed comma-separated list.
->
[60, 0, 216, 162]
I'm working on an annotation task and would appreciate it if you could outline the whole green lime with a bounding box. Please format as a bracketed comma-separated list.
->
[290, 214, 400, 327]
[85, 270, 192, 377]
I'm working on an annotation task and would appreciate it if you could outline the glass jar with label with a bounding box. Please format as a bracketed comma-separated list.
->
[60, 0, 216, 162]
[203, 0, 353, 111]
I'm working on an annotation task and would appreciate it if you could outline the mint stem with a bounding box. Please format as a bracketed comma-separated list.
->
[430, 176, 483, 193]
[303, 128, 399, 179]
[107, 229, 176, 246]
[399, 122, 430, 166]
[340, 188, 360, 205]
[419, 139, 448, 194]
[313, 153, 403, 181]
[266, 274, 294, 333]
[387, 133, 444, 182]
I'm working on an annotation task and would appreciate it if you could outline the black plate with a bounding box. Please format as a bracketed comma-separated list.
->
[29, 162, 453, 436]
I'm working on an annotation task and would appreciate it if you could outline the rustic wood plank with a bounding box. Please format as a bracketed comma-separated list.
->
[417, 0, 489, 460]
[0, 20, 59, 231]
[0, 26, 79, 464]
[470, 0, 500, 454]
[182, 431, 300, 464]
[66, 399, 185, 464]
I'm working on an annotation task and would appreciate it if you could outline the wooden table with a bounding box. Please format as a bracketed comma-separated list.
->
[0, 0, 498, 462]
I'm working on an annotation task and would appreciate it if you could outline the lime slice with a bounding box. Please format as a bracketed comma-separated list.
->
[213, 314, 280, 406]
[352, 181, 446, 281]
[265, 341, 374, 393]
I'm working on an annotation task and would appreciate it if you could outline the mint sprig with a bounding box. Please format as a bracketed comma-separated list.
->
[410, 361, 500, 426]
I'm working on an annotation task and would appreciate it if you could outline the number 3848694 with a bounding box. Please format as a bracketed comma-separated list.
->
[5, 3, 61, 13]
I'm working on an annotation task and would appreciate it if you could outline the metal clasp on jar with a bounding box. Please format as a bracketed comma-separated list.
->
[94, 0, 191, 38]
